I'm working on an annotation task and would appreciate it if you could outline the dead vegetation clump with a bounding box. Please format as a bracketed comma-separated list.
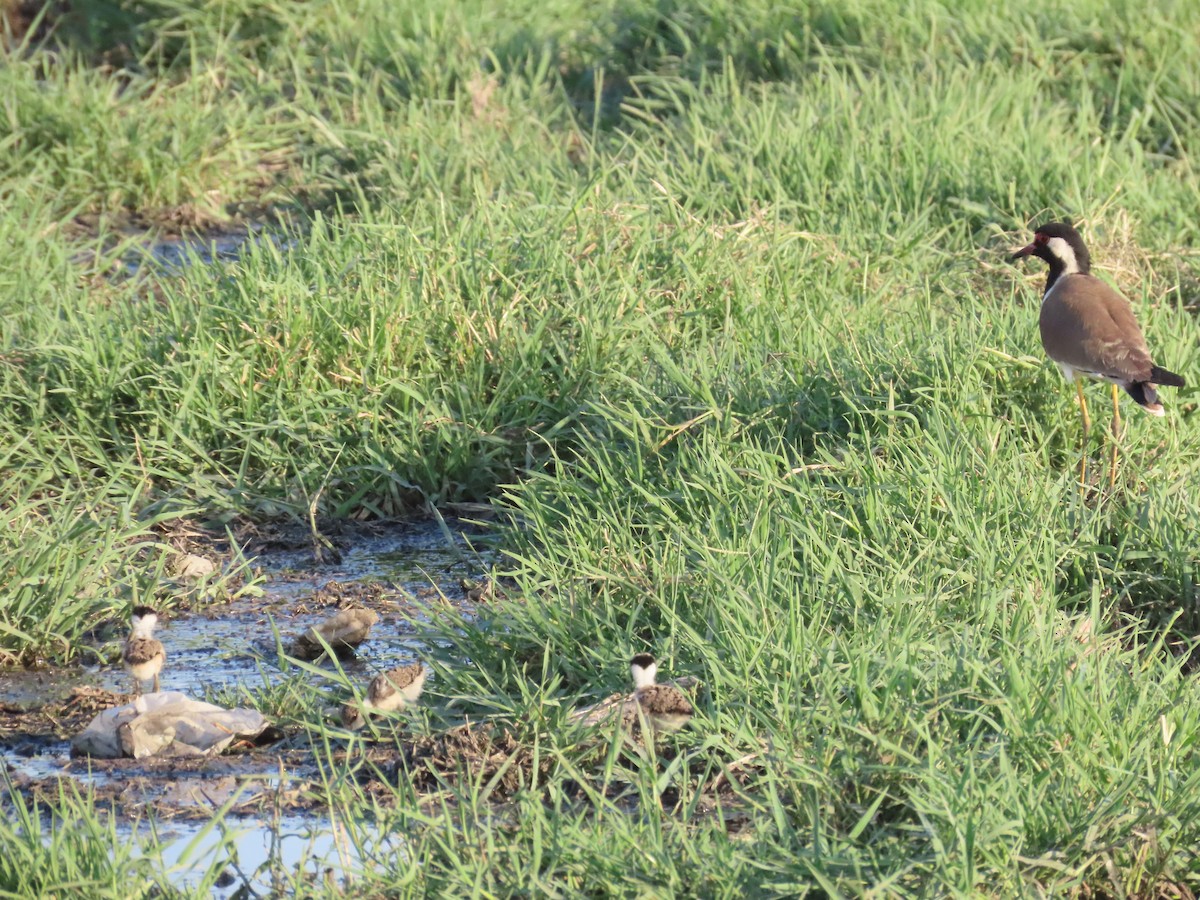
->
[399, 721, 544, 796]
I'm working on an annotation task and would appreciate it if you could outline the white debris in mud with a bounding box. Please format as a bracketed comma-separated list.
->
[72, 692, 269, 759]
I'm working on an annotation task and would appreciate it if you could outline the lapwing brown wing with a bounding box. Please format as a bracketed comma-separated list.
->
[1011, 222, 1184, 487]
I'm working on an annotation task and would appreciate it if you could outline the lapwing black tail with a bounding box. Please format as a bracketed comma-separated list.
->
[1126, 367, 1185, 414]
[1125, 381, 1161, 410]
[1150, 366, 1185, 388]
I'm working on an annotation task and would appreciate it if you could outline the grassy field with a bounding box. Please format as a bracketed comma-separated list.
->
[3, 0, 1200, 894]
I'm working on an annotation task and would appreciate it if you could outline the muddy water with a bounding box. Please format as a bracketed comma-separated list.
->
[145, 812, 406, 897]
[0, 518, 492, 800]
[122, 226, 296, 276]
[99, 522, 481, 695]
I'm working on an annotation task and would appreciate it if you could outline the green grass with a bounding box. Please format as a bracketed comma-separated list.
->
[3, 0, 1200, 894]
[0, 773, 236, 898]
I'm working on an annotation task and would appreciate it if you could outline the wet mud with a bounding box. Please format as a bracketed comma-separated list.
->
[0, 516, 493, 820]
[0, 515, 751, 896]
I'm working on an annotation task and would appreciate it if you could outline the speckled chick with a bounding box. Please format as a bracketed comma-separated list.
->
[341, 662, 427, 730]
[296, 607, 379, 658]
[624, 653, 693, 734]
[123, 605, 166, 697]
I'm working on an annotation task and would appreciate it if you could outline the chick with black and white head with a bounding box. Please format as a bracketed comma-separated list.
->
[123, 605, 166, 697]
[626, 653, 694, 734]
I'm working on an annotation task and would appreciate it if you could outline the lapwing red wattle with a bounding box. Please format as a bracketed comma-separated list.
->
[1011, 221, 1184, 486]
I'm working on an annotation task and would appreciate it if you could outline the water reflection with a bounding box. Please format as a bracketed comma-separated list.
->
[148, 813, 405, 897]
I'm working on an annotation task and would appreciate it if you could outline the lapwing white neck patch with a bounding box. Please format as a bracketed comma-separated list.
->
[1045, 236, 1080, 274]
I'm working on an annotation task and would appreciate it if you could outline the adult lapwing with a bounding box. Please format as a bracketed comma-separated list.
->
[1011, 222, 1184, 486]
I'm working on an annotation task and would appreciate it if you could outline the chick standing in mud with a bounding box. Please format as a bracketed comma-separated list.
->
[123, 605, 166, 697]
[342, 662, 427, 730]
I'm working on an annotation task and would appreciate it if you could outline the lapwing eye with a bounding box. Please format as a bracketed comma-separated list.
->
[1035, 233, 1047, 245]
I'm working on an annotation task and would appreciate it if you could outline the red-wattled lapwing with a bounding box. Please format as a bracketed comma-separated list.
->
[1011, 222, 1184, 487]
[341, 662, 427, 730]
[123, 605, 166, 697]
[625, 653, 694, 734]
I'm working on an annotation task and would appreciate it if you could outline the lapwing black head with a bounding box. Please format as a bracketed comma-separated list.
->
[130, 605, 159, 626]
[629, 653, 657, 690]
[1011, 221, 1184, 486]
[1011, 221, 1091, 294]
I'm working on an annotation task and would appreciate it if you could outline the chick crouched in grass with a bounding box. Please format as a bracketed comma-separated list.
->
[123, 605, 166, 697]
[342, 663, 427, 730]
[625, 653, 694, 734]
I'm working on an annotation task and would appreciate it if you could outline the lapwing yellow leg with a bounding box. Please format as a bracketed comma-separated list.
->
[1108, 383, 1122, 488]
[1075, 377, 1090, 487]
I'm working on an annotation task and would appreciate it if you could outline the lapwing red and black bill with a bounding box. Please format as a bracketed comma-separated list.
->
[1011, 222, 1184, 487]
